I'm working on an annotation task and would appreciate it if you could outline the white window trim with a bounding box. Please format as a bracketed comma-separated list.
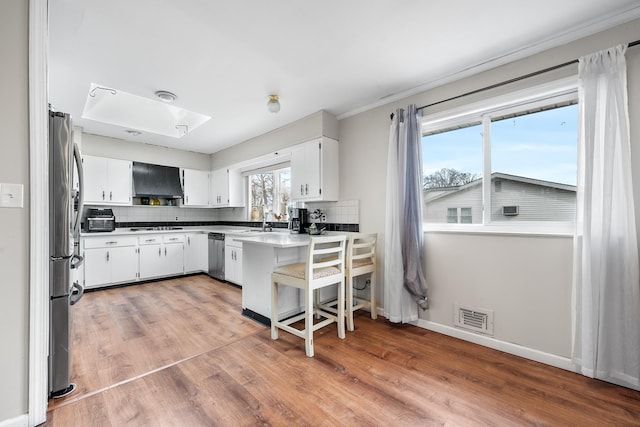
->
[422, 77, 579, 235]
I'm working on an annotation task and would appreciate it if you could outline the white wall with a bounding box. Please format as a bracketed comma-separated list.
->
[211, 110, 338, 169]
[81, 133, 211, 170]
[0, 0, 29, 422]
[338, 19, 640, 359]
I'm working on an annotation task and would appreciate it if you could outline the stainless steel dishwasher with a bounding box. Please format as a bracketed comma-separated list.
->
[208, 232, 225, 280]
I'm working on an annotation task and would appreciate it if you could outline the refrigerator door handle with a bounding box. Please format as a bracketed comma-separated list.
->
[70, 253, 84, 270]
[69, 280, 84, 306]
[73, 143, 84, 237]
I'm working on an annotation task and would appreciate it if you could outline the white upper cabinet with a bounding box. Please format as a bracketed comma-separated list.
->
[210, 167, 244, 207]
[181, 168, 210, 207]
[82, 155, 132, 205]
[290, 137, 339, 202]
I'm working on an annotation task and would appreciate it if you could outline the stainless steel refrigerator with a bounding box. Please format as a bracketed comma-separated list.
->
[49, 110, 85, 398]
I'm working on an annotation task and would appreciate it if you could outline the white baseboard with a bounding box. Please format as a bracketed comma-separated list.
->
[415, 319, 578, 372]
[0, 414, 28, 427]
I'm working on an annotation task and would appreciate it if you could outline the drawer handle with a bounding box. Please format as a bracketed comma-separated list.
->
[169, 238, 179, 241]
[145, 239, 156, 242]
[105, 241, 118, 245]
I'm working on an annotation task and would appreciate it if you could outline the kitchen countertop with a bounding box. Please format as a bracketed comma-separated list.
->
[234, 231, 351, 248]
[80, 226, 272, 237]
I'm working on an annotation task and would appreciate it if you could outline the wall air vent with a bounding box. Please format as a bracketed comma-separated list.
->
[454, 304, 494, 336]
[502, 205, 519, 216]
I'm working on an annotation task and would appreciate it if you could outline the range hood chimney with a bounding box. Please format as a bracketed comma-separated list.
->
[132, 162, 183, 198]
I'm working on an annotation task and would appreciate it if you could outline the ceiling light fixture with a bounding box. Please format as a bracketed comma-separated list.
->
[267, 94, 280, 113]
[126, 130, 141, 136]
[155, 90, 177, 103]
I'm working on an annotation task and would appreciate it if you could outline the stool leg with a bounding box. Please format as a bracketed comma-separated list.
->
[370, 271, 377, 320]
[271, 280, 279, 340]
[305, 287, 314, 357]
[314, 288, 321, 319]
[337, 278, 345, 339]
[346, 274, 355, 332]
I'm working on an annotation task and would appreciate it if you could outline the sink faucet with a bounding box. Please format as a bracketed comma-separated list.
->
[262, 209, 272, 232]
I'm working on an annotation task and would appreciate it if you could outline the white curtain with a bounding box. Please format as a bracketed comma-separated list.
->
[572, 44, 640, 389]
[384, 106, 428, 323]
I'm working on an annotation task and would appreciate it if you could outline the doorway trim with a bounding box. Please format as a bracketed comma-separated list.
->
[28, 0, 49, 424]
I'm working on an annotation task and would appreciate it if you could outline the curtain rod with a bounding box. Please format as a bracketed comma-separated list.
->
[390, 39, 640, 120]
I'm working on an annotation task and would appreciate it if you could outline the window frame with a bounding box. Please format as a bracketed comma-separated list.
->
[244, 163, 292, 222]
[421, 77, 579, 235]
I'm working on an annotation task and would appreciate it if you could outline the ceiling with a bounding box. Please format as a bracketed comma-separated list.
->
[49, 0, 640, 155]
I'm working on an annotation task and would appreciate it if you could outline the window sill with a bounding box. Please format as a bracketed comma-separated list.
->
[423, 222, 574, 238]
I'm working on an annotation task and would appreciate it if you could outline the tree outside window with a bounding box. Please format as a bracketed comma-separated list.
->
[249, 167, 290, 221]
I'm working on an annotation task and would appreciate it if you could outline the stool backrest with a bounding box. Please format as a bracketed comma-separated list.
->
[307, 235, 347, 279]
[347, 233, 377, 270]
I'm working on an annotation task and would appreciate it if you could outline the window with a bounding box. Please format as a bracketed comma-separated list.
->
[447, 208, 458, 223]
[422, 79, 578, 231]
[446, 207, 473, 224]
[248, 167, 291, 222]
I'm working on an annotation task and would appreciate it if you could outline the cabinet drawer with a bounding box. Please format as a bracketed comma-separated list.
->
[225, 238, 243, 249]
[139, 236, 162, 245]
[163, 234, 185, 244]
[83, 236, 137, 249]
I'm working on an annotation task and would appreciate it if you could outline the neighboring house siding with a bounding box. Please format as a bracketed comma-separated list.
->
[492, 179, 575, 222]
[424, 184, 483, 223]
[424, 176, 576, 223]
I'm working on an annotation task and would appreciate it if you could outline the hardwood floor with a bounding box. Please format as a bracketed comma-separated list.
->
[45, 275, 640, 426]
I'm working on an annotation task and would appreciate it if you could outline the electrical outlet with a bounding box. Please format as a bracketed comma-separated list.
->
[365, 279, 371, 286]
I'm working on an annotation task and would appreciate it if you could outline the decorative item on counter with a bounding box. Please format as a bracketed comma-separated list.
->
[306, 223, 326, 235]
[150, 198, 161, 206]
[309, 209, 326, 223]
[141, 197, 150, 205]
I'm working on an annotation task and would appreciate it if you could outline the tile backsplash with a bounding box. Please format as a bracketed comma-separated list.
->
[102, 205, 219, 223]
[88, 199, 359, 228]
[304, 199, 359, 224]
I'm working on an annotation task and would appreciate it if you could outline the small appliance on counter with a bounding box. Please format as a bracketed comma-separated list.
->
[288, 207, 308, 234]
[85, 208, 116, 232]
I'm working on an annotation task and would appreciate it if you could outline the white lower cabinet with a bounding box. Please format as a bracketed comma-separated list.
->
[225, 238, 243, 285]
[184, 232, 208, 273]
[139, 234, 185, 279]
[82, 236, 138, 289]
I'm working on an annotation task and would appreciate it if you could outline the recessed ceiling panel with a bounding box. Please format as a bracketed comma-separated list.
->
[81, 83, 211, 138]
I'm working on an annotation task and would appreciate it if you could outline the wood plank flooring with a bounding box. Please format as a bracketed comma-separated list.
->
[45, 275, 640, 426]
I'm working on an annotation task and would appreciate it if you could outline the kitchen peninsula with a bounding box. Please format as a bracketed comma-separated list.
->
[235, 232, 342, 326]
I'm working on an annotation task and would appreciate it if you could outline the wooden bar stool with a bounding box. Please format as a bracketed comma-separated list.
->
[319, 233, 377, 331]
[271, 235, 347, 357]
[345, 233, 377, 331]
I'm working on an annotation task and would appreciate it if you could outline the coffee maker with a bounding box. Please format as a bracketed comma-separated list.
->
[288, 207, 308, 234]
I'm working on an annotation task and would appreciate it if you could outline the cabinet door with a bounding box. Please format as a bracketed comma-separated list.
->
[233, 247, 243, 286]
[210, 168, 229, 206]
[182, 169, 210, 207]
[291, 141, 320, 200]
[83, 248, 111, 288]
[163, 243, 184, 276]
[195, 234, 208, 271]
[185, 233, 207, 273]
[82, 155, 108, 203]
[110, 246, 138, 283]
[225, 243, 243, 286]
[224, 244, 236, 283]
[139, 244, 163, 279]
[227, 168, 245, 207]
[107, 159, 132, 205]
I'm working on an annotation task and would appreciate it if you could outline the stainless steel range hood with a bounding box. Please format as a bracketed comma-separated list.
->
[132, 162, 183, 198]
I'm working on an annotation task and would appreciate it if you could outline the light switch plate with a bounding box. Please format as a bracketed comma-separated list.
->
[0, 183, 24, 208]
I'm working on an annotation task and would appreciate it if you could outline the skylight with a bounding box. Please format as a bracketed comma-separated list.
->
[81, 83, 210, 138]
